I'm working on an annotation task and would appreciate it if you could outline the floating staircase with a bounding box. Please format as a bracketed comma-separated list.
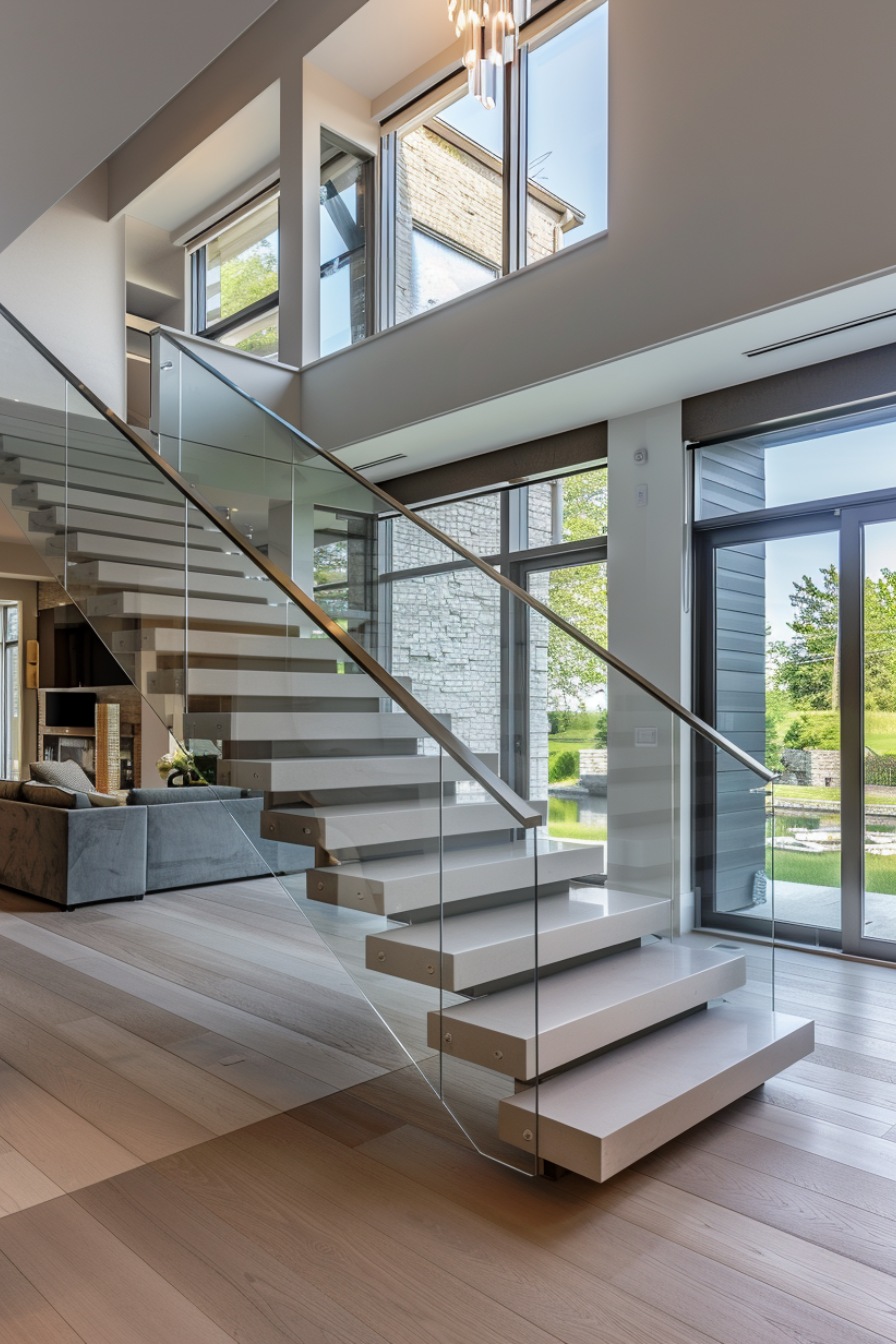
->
[0, 391, 813, 1184]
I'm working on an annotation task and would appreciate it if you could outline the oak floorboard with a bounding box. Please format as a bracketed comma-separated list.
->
[169, 1030, 337, 1111]
[0, 937, 219, 1046]
[361, 1123, 896, 1342]
[0, 1150, 65, 1215]
[0, 1002, 216, 1161]
[0, 1247, 87, 1344]
[60, 949, 388, 1090]
[20, 914, 406, 1071]
[0, 1061, 142, 1193]
[230, 1112, 883, 1344]
[72, 1165, 394, 1344]
[155, 1116, 709, 1344]
[636, 1123, 896, 1273]
[53, 1016, 278, 1135]
[0, 1197, 238, 1344]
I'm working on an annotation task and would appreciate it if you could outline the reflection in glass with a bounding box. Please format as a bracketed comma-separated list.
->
[320, 132, 373, 356]
[712, 533, 841, 933]
[395, 86, 504, 323]
[528, 563, 608, 836]
[526, 6, 609, 264]
[697, 406, 896, 520]
[204, 196, 279, 357]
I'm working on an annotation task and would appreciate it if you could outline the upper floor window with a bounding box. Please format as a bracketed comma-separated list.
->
[190, 191, 280, 359]
[380, 0, 607, 329]
[320, 132, 374, 356]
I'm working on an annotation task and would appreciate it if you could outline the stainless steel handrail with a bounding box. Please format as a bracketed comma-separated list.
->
[156, 328, 776, 783]
[0, 302, 541, 826]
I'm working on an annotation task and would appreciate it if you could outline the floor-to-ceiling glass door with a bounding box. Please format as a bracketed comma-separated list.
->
[840, 502, 896, 958]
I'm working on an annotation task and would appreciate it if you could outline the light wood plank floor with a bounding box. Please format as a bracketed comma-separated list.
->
[0, 880, 894, 1343]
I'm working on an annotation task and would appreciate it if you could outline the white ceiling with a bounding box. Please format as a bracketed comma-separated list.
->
[0, 0, 280, 253]
[124, 84, 281, 238]
[308, 0, 455, 100]
[330, 267, 896, 481]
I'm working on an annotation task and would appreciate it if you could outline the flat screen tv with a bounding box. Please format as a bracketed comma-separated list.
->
[45, 691, 98, 729]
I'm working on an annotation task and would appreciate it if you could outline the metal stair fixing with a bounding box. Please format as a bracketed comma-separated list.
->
[0, 305, 813, 1182]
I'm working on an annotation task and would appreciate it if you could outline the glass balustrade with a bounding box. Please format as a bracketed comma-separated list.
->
[0, 303, 779, 1181]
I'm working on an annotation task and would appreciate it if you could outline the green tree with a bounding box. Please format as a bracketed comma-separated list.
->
[217, 241, 279, 357]
[544, 470, 608, 710]
[771, 564, 896, 713]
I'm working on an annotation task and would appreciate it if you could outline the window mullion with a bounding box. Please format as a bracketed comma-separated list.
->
[504, 45, 528, 275]
[378, 131, 398, 332]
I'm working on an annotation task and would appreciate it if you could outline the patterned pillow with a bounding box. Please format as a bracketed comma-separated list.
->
[22, 782, 90, 809]
[30, 759, 95, 793]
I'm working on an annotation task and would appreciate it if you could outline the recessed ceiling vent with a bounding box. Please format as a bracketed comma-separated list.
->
[745, 307, 896, 357]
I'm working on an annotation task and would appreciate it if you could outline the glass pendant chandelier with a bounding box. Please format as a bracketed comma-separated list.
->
[448, 0, 516, 109]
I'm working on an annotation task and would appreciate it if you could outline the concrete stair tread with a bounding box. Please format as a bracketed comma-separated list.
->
[498, 1006, 815, 1181]
[365, 888, 671, 989]
[1, 456, 177, 501]
[429, 943, 746, 1077]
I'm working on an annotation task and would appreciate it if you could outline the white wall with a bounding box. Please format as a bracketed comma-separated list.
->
[0, 0, 279, 253]
[302, 63, 379, 365]
[0, 168, 127, 414]
[300, 0, 896, 448]
[606, 404, 692, 926]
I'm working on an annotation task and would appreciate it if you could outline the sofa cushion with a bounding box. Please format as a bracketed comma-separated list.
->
[0, 779, 23, 800]
[128, 786, 245, 805]
[22, 781, 90, 809]
[30, 759, 95, 792]
[87, 791, 122, 807]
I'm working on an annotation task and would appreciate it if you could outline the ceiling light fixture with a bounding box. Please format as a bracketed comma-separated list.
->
[448, 0, 516, 109]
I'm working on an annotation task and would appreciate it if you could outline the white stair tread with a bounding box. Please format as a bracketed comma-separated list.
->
[2, 456, 176, 500]
[262, 796, 530, 848]
[221, 752, 497, 792]
[499, 1006, 814, 1182]
[156, 669, 398, 697]
[365, 888, 670, 990]
[28, 505, 218, 546]
[10, 481, 197, 525]
[110, 629, 334, 659]
[68, 560, 264, 600]
[84, 591, 290, 627]
[429, 943, 746, 1078]
[185, 710, 436, 741]
[309, 834, 604, 916]
[48, 532, 249, 574]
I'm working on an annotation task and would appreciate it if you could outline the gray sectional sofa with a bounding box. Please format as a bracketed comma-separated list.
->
[0, 784, 308, 910]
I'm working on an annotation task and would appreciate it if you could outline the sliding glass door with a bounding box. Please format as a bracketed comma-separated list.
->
[840, 502, 896, 958]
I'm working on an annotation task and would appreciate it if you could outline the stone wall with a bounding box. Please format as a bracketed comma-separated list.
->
[388, 489, 552, 801]
[780, 747, 841, 788]
[395, 122, 568, 323]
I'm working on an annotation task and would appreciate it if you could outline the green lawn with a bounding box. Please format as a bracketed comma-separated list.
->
[767, 846, 896, 893]
[775, 784, 896, 806]
[548, 796, 606, 843]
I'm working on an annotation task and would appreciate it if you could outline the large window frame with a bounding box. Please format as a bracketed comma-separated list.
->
[189, 187, 280, 354]
[693, 408, 896, 962]
[377, 0, 608, 332]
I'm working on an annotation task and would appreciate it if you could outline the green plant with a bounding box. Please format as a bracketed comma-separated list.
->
[549, 748, 580, 783]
